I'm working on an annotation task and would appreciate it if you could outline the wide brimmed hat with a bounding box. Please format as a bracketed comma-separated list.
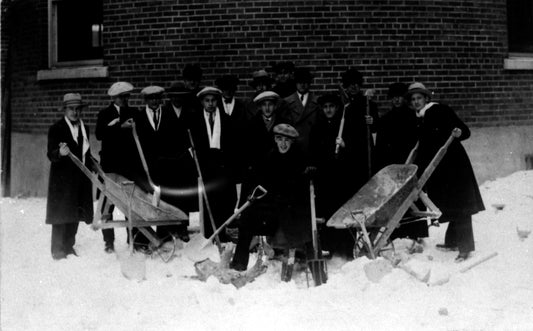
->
[273, 123, 299, 139]
[141, 85, 165, 98]
[406, 82, 431, 98]
[293, 67, 313, 84]
[215, 75, 240, 90]
[250, 70, 274, 88]
[387, 82, 408, 98]
[253, 91, 280, 104]
[63, 93, 87, 107]
[317, 93, 341, 106]
[108, 82, 134, 97]
[341, 68, 363, 87]
[167, 82, 190, 95]
[196, 86, 222, 98]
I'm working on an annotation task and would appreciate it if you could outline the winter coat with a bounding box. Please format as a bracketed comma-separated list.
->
[375, 104, 418, 169]
[243, 112, 283, 169]
[415, 103, 485, 217]
[309, 112, 361, 218]
[280, 91, 320, 159]
[95, 103, 138, 177]
[45, 118, 94, 225]
[239, 147, 312, 248]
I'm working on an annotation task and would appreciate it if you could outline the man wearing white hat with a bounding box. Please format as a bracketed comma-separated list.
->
[46, 93, 94, 260]
[95, 82, 137, 253]
[189, 86, 239, 241]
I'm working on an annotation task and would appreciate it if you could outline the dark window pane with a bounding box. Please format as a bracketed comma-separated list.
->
[507, 0, 533, 53]
[57, 0, 103, 62]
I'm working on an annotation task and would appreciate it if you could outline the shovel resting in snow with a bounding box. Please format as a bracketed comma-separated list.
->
[184, 185, 268, 262]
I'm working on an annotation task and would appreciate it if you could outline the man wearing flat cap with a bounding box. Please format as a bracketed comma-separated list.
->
[46, 93, 94, 260]
[95, 82, 138, 253]
[280, 67, 320, 159]
[155, 82, 197, 242]
[189, 87, 239, 241]
[231, 123, 312, 273]
[244, 91, 283, 167]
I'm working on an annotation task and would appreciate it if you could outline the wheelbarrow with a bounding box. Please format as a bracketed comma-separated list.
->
[67, 152, 189, 261]
[327, 128, 462, 258]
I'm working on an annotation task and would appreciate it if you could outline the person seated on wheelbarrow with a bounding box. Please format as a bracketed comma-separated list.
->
[230, 123, 313, 272]
[407, 82, 485, 262]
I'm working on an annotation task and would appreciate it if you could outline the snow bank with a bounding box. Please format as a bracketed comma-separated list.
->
[1, 171, 532, 330]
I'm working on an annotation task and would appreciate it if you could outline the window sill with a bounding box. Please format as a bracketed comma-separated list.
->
[504, 57, 533, 70]
[37, 66, 108, 81]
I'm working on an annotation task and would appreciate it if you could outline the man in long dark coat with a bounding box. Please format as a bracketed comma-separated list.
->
[46, 93, 94, 260]
[340, 68, 380, 190]
[155, 82, 196, 242]
[189, 87, 238, 242]
[95, 81, 137, 253]
[280, 67, 320, 160]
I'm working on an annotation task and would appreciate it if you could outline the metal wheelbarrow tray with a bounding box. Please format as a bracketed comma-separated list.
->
[67, 152, 188, 249]
[327, 129, 462, 257]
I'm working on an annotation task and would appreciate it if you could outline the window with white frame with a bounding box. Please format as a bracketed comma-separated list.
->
[507, 0, 533, 54]
[49, 0, 103, 67]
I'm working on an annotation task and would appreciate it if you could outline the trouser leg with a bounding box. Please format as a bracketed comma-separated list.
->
[444, 220, 458, 247]
[454, 215, 475, 253]
[63, 222, 79, 251]
[51, 224, 66, 256]
[231, 230, 254, 270]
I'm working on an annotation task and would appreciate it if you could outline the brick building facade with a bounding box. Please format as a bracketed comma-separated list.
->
[2, 0, 533, 196]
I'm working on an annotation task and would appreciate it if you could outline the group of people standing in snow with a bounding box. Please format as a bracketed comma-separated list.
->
[45, 62, 484, 267]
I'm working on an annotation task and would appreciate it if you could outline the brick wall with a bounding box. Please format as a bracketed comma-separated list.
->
[4, 0, 533, 134]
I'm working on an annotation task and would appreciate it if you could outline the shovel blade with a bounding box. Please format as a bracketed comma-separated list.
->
[308, 259, 328, 286]
[119, 252, 146, 281]
[183, 235, 220, 263]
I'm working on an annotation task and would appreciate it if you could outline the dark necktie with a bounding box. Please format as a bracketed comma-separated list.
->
[208, 112, 215, 133]
[76, 124, 83, 158]
[300, 94, 305, 103]
[153, 109, 159, 129]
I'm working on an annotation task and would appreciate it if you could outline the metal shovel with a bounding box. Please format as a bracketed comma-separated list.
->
[307, 180, 328, 286]
[183, 185, 267, 262]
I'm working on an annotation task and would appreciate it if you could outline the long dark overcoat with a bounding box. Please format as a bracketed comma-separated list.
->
[238, 147, 312, 248]
[415, 104, 485, 217]
[280, 92, 320, 159]
[95, 103, 138, 177]
[45, 118, 93, 225]
[375, 104, 418, 169]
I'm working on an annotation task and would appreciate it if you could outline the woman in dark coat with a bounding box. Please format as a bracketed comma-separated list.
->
[46, 93, 94, 260]
[231, 123, 311, 271]
[407, 82, 485, 261]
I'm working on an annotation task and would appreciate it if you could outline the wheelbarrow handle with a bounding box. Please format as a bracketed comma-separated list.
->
[206, 186, 268, 242]
[249, 185, 268, 201]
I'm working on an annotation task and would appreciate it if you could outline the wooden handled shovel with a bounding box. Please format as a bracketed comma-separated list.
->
[307, 180, 328, 286]
[183, 185, 268, 263]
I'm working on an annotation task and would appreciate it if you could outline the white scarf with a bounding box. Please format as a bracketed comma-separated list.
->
[64, 116, 89, 163]
[204, 108, 221, 149]
[416, 102, 438, 118]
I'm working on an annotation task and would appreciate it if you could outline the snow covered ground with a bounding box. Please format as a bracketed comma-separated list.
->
[1, 171, 532, 331]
